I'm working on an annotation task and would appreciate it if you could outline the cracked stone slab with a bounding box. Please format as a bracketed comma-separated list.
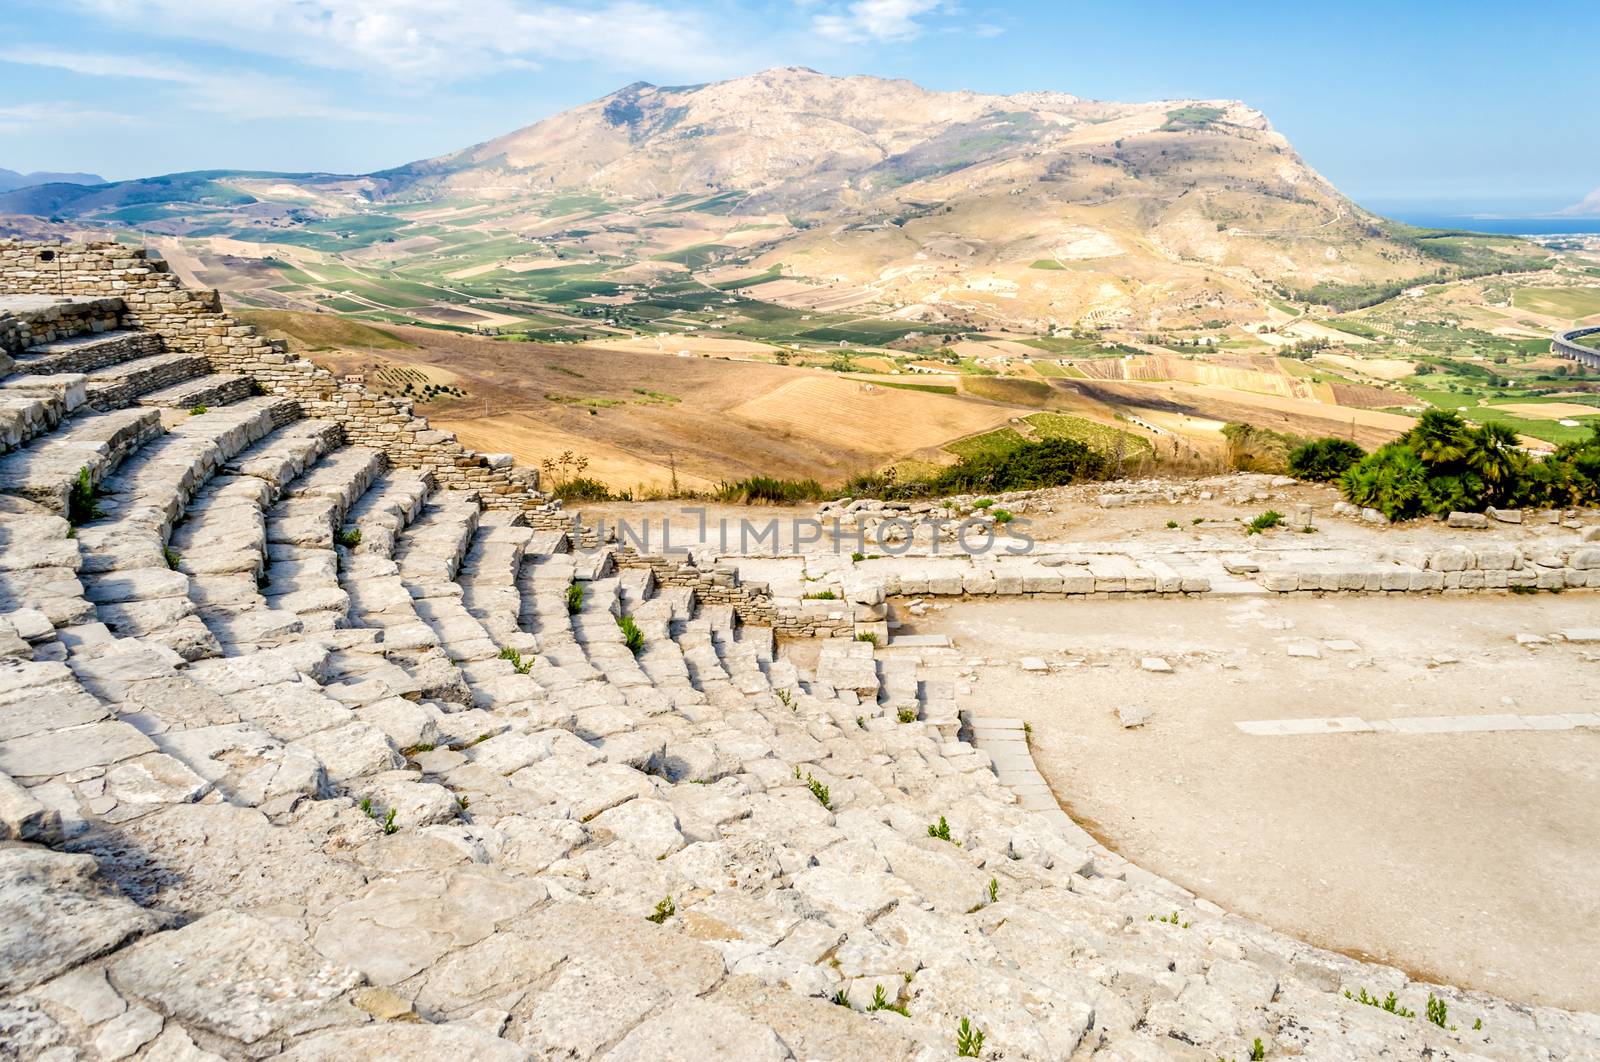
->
[110, 910, 364, 1046]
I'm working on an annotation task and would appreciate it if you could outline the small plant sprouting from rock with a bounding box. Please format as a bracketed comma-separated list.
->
[804, 588, 838, 600]
[337, 527, 362, 548]
[164, 546, 181, 571]
[927, 815, 953, 842]
[956, 1017, 985, 1058]
[646, 895, 675, 924]
[856, 715, 865, 729]
[831, 989, 850, 1008]
[1192, 516, 1204, 525]
[188, 404, 207, 416]
[897, 707, 917, 724]
[806, 773, 833, 810]
[1022, 721, 1032, 747]
[382, 807, 398, 835]
[1246, 510, 1285, 535]
[987, 878, 999, 904]
[68, 466, 100, 526]
[618, 613, 644, 655]
[1166, 519, 1179, 529]
[1250, 1037, 1265, 1061]
[851, 551, 865, 563]
[1426, 994, 1454, 1030]
[867, 985, 909, 1017]
[855, 631, 878, 645]
[1473, 1017, 1482, 1031]
[990, 508, 1013, 524]
[1344, 987, 1414, 1018]
[498, 646, 532, 674]
[565, 581, 585, 614]
[1148, 911, 1191, 928]
[775, 688, 793, 709]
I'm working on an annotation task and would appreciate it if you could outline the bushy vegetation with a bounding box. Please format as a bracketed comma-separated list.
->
[712, 476, 828, 504]
[67, 466, 100, 527]
[1246, 510, 1285, 535]
[850, 437, 1107, 499]
[552, 476, 615, 502]
[1339, 411, 1600, 520]
[1221, 422, 1304, 474]
[617, 614, 644, 655]
[1288, 437, 1366, 481]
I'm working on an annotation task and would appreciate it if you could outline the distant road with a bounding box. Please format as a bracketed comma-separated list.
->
[1552, 326, 1600, 371]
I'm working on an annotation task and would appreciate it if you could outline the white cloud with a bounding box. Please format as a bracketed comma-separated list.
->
[812, 0, 945, 43]
[1559, 187, 1600, 218]
[0, 47, 394, 121]
[0, 101, 141, 133]
[64, 0, 724, 83]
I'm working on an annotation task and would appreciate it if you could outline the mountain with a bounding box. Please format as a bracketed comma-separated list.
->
[0, 167, 105, 193]
[0, 69, 1544, 326]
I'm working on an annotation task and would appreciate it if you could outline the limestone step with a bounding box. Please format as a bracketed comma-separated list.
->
[82, 350, 211, 410]
[13, 328, 163, 376]
[0, 406, 162, 513]
[136, 372, 255, 411]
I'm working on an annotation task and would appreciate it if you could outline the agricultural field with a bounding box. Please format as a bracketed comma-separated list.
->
[63, 188, 1599, 482]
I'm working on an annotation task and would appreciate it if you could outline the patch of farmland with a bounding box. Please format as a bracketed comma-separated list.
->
[727, 375, 1017, 453]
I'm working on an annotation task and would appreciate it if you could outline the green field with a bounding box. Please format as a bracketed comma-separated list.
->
[1511, 287, 1600, 320]
[1025, 412, 1154, 457]
[942, 413, 1154, 463]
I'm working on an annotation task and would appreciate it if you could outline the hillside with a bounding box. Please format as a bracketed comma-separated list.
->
[0, 69, 1549, 331]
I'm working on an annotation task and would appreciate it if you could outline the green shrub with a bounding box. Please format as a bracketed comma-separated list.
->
[990, 508, 1013, 524]
[1288, 437, 1365, 481]
[1250, 1037, 1266, 1061]
[850, 551, 865, 563]
[1246, 510, 1285, 534]
[617, 614, 644, 655]
[163, 547, 180, 571]
[565, 582, 585, 614]
[187, 404, 207, 416]
[553, 476, 613, 502]
[1337, 410, 1549, 520]
[854, 631, 878, 645]
[646, 895, 675, 924]
[805, 773, 832, 810]
[336, 527, 362, 549]
[927, 815, 953, 842]
[934, 437, 1105, 494]
[1426, 994, 1451, 1029]
[67, 466, 100, 526]
[804, 588, 838, 600]
[897, 707, 917, 723]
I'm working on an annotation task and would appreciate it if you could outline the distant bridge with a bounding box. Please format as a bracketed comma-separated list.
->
[1552, 326, 1600, 371]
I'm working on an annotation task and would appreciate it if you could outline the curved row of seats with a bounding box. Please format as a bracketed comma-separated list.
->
[0, 302, 1593, 1060]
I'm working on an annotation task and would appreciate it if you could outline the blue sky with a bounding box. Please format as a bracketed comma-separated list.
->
[3, 0, 1596, 214]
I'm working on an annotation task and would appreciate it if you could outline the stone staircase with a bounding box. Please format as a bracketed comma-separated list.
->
[0, 293, 1596, 1060]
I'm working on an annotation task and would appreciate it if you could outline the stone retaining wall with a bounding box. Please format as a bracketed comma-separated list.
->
[0, 240, 542, 508]
[0, 296, 122, 362]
